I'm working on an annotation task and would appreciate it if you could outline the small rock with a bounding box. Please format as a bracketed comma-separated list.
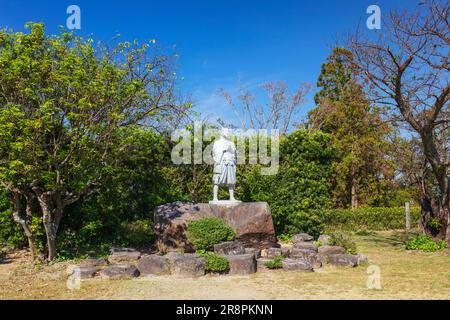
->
[244, 247, 261, 259]
[137, 254, 170, 276]
[70, 266, 101, 279]
[280, 246, 291, 257]
[225, 254, 257, 275]
[328, 254, 358, 267]
[355, 254, 369, 265]
[261, 247, 282, 259]
[282, 258, 314, 272]
[289, 249, 321, 269]
[99, 265, 140, 280]
[109, 251, 141, 264]
[293, 242, 318, 252]
[214, 241, 245, 255]
[110, 247, 138, 254]
[80, 258, 108, 268]
[256, 258, 272, 271]
[318, 235, 331, 245]
[172, 255, 206, 277]
[292, 233, 314, 243]
[318, 245, 345, 256]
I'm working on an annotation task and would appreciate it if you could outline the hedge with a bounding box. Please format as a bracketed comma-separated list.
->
[322, 206, 420, 231]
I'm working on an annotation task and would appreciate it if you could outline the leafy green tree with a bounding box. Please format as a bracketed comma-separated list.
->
[309, 48, 391, 209]
[0, 23, 186, 260]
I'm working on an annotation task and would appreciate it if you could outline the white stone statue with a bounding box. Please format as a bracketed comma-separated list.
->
[210, 128, 240, 204]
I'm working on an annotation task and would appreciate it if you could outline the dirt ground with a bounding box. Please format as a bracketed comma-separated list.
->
[1, 231, 449, 300]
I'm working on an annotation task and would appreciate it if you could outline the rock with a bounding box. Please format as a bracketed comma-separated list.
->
[355, 254, 369, 265]
[225, 254, 257, 275]
[108, 250, 141, 264]
[137, 254, 170, 276]
[318, 245, 346, 256]
[289, 249, 322, 269]
[99, 265, 140, 280]
[318, 235, 331, 246]
[172, 255, 206, 277]
[154, 202, 277, 252]
[70, 266, 101, 279]
[214, 241, 245, 255]
[79, 258, 108, 268]
[293, 242, 318, 252]
[256, 258, 272, 271]
[327, 254, 358, 267]
[280, 246, 291, 257]
[282, 258, 314, 272]
[244, 247, 261, 259]
[110, 247, 138, 254]
[261, 247, 282, 259]
[292, 233, 314, 243]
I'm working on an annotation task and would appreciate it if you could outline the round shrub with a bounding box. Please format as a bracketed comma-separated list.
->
[406, 235, 447, 252]
[187, 217, 235, 250]
[197, 250, 229, 273]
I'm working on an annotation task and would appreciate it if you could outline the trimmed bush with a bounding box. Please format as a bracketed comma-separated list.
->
[323, 207, 420, 231]
[187, 217, 235, 250]
[406, 235, 447, 252]
[264, 256, 283, 269]
[120, 219, 155, 248]
[329, 231, 357, 254]
[196, 250, 229, 273]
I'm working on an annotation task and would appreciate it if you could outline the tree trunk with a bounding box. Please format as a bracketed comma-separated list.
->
[11, 191, 37, 260]
[351, 176, 358, 210]
[420, 130, 450, 245]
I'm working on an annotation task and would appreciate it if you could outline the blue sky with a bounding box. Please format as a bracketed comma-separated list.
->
[1, 0, 420, 127]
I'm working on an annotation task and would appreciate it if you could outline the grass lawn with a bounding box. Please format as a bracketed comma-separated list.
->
[0, 230, 449, 300]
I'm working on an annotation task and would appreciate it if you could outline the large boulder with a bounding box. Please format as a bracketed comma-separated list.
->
[282, 258, 314, 272]
[137, 254, 170, 276]
[99, 265, 140, 280]
[171, 255, 206, 277]
[224, 254, 257, 275]
[154, 202, 277, 252]
[214, 241, 245, 255]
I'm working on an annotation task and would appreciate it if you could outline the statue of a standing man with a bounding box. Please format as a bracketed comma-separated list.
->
[211, 128, 240, 203]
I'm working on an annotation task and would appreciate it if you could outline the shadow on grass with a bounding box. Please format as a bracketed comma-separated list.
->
[357, 230, 420, 249]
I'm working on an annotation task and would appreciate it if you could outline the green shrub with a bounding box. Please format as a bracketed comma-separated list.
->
[427, 217, 444, 233]
[329, 231, 357, 254]
[405, 235, 447, 252]
[187, 217, 235, 250]
[264, 256, 283, 269]
[323, 207, 421, 232]
[196, 250, 229, 273]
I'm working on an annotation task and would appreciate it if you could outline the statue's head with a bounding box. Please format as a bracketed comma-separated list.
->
[220, 127, 233, 140]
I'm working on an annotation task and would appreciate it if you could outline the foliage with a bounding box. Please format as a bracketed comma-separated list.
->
[405, 235, 447, 252]
[427, 217, 444, 234]
[187, 217, 235, 250]
[0, 23, 186, 260]
[264, 256, 283, 269]
[196, 250, 229, 273]
[309, 48, 392, 209]
[239, 129, 336, 237]
[323, 206, 421, 232]
[329, 231, 357, 254]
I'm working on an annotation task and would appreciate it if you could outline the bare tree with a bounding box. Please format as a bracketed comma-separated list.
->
[218, 81, 312, 135]
[350, 0, 449, 243]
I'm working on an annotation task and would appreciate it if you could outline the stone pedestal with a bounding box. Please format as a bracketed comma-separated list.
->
[154, 201, 277, 253]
